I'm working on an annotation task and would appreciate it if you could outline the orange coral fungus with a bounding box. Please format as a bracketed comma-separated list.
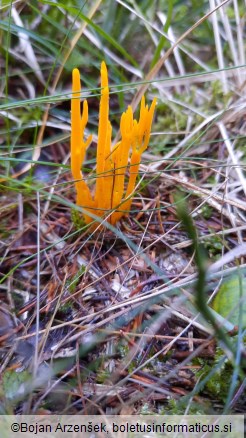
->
[71, 62, 156, 229]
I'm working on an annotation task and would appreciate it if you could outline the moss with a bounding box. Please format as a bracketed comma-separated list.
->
[116, 340, 130, 359]
[202, 234, 224, 258]
[71, 208, 87, 230]
[205, 80, 233, 110]
[68, 265, 86, 294]
[162, 398, 210, 415]
[96, 369, 111, 384]
[200, 205, 213, 219]
[57, 301, 74, 313]
[195, 350, 236, 402]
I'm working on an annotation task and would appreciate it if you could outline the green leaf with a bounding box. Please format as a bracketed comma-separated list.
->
[2, 369, 31, 402]
[211, 275, 246, 328]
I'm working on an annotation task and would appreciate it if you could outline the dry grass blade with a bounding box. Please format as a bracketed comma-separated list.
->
[130, 0, 231, 110]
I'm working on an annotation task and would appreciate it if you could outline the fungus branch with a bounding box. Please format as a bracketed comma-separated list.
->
[70, 62, 156, 230]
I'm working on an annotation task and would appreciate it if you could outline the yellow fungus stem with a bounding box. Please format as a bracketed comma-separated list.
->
[95, 62, 110, 209]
